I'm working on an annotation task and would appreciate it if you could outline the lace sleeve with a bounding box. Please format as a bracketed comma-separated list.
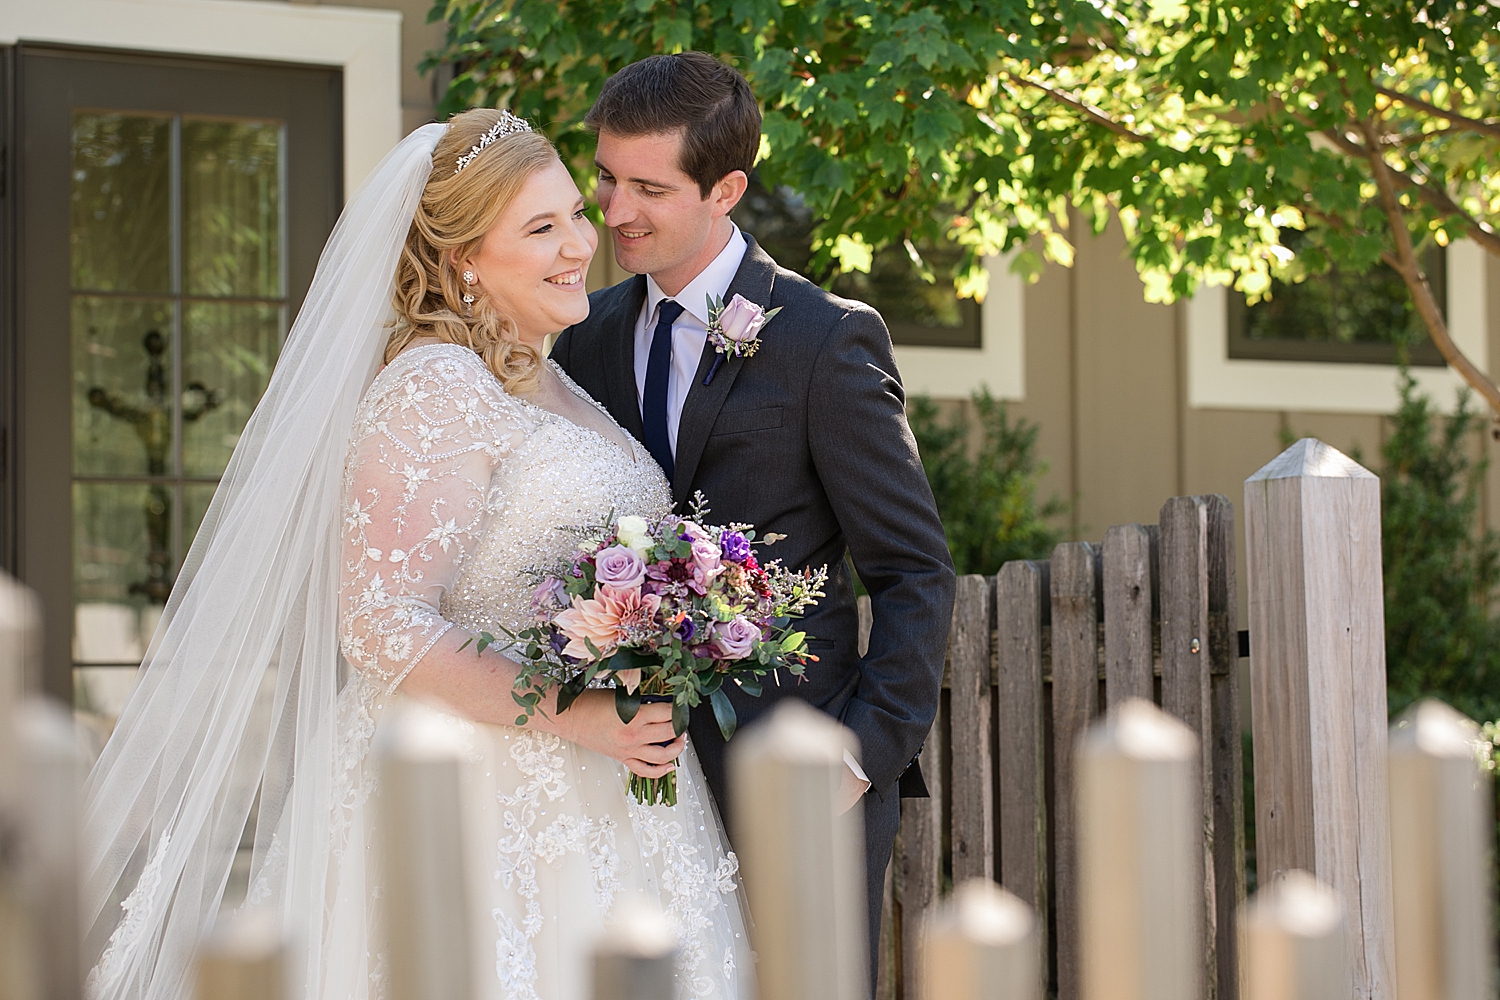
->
[338, 348, 528, 692]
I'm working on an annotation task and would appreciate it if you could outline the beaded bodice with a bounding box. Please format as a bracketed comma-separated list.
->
[337, 343, 671, 691]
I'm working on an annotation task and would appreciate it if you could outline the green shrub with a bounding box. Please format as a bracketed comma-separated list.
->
[1380, 371, 1500, 724]
[908, 389, 1068, 576]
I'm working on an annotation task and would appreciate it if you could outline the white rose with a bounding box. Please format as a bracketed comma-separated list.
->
[615, 515, 653, 555]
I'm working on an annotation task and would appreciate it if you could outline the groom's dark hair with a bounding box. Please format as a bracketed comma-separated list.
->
[585, 52, 761, 199]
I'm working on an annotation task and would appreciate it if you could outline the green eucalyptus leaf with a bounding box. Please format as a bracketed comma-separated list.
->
[710, 688, 738, 741]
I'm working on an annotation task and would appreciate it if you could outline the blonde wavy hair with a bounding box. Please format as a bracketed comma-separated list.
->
[387, 108, 561, 395]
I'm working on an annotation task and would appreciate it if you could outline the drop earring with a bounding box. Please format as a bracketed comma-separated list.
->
[461, 270, 477, 306]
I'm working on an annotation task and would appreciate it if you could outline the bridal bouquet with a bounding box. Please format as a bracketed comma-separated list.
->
[467, 498, 827, 806]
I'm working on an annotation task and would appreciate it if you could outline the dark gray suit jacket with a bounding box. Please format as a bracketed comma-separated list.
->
[551, 234, 955, 807]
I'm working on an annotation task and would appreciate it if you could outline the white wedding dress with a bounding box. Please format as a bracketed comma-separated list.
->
[319, 342, 753, 1000]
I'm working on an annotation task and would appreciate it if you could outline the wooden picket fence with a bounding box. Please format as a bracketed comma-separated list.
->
[862, 494, 1246, 1000]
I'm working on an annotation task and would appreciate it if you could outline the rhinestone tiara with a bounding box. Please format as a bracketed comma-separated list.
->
[453, 110, 535, 174]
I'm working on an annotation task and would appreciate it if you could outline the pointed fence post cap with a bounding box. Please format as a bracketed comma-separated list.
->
[375, 701, 469, 762]
[926, 879, 1034, 945]
[1246, 438, 1376, 484]
[733, 698, 852, 765]
[1389, 698, 1481, 759]
[1083, 697, 1198, 761]
[1249, 870, 1345, 938]
[595, 899, 677, 959]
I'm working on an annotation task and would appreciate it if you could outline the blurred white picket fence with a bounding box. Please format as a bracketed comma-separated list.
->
[0, 438, 1494, 1000]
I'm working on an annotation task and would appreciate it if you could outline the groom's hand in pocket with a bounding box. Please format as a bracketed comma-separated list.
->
[551, 690, 685, 778]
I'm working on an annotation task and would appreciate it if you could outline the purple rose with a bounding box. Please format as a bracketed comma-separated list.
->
[594, 545, 646, 592]
[710, 616, 760, 660]
[690, 537, 722, 579]
[720, 531, 752, 563]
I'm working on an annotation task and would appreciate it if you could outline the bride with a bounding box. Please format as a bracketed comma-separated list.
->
[81, 110, 753, 1000]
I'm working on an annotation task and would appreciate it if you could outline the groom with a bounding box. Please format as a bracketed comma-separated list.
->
[551, 52, 955, 977]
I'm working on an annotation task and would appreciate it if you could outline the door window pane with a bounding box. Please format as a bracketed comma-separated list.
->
[72, 296, 174, 476]
[70, 113, 172, 294]
[70, 111, 285, 669]
[183, 120, 283, 298]
[182, 301, 279, 476]
[72, 481, 159, 663]
[183, 481, 219, 554]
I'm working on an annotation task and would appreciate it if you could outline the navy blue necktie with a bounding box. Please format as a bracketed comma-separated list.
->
[643, 299, 684, 482]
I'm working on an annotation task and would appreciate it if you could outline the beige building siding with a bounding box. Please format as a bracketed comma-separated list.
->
[1012, 215, 1500, 633]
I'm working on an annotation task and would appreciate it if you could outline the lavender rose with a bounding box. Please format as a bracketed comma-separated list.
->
[532, 578, 568, 609]
[710, 615, 760, 660]
[594, 544, 646, 592]
[719, 531, 752, 563]
[690, 537, 722, 579]
[718, 294, 770, 344]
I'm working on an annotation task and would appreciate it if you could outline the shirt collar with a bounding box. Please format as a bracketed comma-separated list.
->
[644, 223, 749, 328]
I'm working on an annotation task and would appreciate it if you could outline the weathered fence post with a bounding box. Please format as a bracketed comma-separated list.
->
[949, 575, 994, 883]
[1078, 698, 1200, 1000]
[1205, 495, 1244, 1000]
[1243, 438, 1394, 1000]
[898, 694, 943, 1000]
[921, 879, 1037, 1000]
[195, 913, 287, 1000]
[1051, 541, 1100, 1000]
[1242, 871, 1348, 1000]
[14, 699, 86, 1000]
[377, 704, 475, 1000]
[1102, 524, 1155, 707]
[1158, 496, 1218, 998]
[0, 572, 80, 1000]
[731, 700, 867, 1000]
[995, 559, 1048, 999]
[1388, 700, 1495, 1000]
[592, 900, 677, 1000]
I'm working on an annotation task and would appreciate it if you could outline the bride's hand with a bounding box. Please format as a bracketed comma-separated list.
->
[546, 689, 686, 779]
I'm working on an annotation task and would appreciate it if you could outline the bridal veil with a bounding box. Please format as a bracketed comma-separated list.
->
[81, 122, 446, 1000]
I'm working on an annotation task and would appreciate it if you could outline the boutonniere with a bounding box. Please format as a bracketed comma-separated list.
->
[703, 293, 782, 385]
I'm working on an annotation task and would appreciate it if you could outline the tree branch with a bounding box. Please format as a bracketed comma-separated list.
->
[1375, 85, 1500, 141]
[1005, 73, 1151, 143]
[1319, 128, 1500, 258]
[1358, 118, 1500, 417]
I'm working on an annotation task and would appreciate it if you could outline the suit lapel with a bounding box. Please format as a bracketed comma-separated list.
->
[602, 275, 647, 440]
[671, 235, 778, 505]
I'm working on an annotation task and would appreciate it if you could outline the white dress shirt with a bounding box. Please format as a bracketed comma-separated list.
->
[633, 223, 749, 456]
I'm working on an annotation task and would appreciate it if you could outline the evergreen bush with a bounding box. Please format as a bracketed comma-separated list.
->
[1379, 371, 1500, 724]
[907, 389, 1067, 576]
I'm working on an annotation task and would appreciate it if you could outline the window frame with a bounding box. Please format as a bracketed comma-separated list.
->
[1186, 239, 1489, 415]
[1225, 246, 1448, 367]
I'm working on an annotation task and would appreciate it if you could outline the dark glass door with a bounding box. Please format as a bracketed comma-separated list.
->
[14, 47, 341, 703]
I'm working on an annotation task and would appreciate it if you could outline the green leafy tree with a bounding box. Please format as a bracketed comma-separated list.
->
[1380, 371, 1500, 724]
[428, 0, 1500, 411]
[907, 389, 1066, 575]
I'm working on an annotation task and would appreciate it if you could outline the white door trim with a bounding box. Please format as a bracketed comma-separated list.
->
[0, 0, 403, 196]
